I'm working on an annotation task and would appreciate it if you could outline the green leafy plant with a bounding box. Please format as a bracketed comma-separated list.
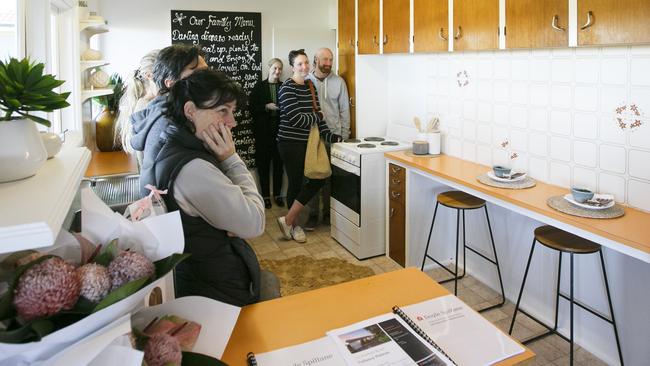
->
[0, 57, 70, 127]
[93, 72, 125, 112]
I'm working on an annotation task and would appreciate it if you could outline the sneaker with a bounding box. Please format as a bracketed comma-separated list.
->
[304, 215, 318, 232]
[263, 197, 272, 209]
[276, 216, 291, 240]
[290, 225, 307, 243]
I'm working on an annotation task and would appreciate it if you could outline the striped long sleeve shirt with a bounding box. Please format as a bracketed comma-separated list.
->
[276, 78, 340, 143]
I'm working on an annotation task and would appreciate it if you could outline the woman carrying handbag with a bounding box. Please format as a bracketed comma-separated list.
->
[276, 49, 342, 243]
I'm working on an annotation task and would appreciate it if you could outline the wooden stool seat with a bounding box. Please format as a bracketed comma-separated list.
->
[437, 190, 486, 209]
[534, 225, 601, 254]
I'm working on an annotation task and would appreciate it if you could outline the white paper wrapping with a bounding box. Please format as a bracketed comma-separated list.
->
[0, 188, 185, 364]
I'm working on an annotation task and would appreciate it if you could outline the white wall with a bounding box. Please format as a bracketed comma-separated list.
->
[367, 46, 650, 365]
[95, 0, 337, 80]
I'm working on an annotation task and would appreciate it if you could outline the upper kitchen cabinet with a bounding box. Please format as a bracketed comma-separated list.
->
[338, 0, 356, 56]
[338, 55, 356, 138]
[453, 0, 499, 51]
[382, 0, 410, 53]
[413, 0, 449, 52]
[358, 0, 380, 54]
[506, 0, 568, 48]
[578, 0, 650, 46]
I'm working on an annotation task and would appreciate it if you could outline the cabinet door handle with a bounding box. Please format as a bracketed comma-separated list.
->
[383, 34, 388, 45]
[350, 39, 354, 47]
[580, 11, 594, 30]
[389, 208, 395, 218]
[391, 191, 401, 199]
[373, 35, 379, 45]
[391, 178, 401, 184]
[349, 97, 355, 107]
[438, 28, 448, 41]
[551, 15, 566, 32]
[391, 166, 402, 173]
[454, 26, 462, 40]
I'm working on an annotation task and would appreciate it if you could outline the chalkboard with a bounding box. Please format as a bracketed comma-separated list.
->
[171, 10, 262, 168]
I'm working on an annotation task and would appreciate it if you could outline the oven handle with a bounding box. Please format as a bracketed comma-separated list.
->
[331, 156, 360, 175]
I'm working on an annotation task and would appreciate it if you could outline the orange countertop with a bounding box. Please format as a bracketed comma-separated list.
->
[385, 151, 650, 262]
[222, 268, 534, 365]
[84, 151, 138, 178]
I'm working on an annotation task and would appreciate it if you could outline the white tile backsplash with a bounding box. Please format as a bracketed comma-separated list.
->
[409, 45, 650, 209]
[629, 150, 650, 180]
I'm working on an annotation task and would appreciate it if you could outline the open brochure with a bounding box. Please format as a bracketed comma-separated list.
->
[327, 313, 455, 366]
[399, 295, 524, 366]
[254, 337, 345, 366]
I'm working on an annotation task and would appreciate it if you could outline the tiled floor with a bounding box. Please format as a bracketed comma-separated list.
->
[251, 204, 609, 366]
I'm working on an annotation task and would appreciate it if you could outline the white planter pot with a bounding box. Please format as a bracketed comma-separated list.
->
[0, 119, 48, 183]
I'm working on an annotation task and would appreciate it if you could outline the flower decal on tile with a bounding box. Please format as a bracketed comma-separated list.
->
[456, 70, 469, 87]
[615, 103, 645, 131]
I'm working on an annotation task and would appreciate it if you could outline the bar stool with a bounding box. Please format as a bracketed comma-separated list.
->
[509, 225, 624, 366]
[420, 190, 505, 312]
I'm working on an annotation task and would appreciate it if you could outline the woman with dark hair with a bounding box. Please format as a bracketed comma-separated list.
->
[249, 58, 285, 209]
[152, 68, 277, 306]
[276, 49, 342, 243]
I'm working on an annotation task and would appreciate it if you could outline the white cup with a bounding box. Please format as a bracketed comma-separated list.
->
[427, 132, 441, 155]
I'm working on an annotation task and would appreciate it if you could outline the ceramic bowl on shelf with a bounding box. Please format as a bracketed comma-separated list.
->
[571, 187, 594, 203]
[492, 165, 511, 178]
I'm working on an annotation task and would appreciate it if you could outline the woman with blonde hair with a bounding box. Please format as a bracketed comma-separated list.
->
[115, 49, 159, 164]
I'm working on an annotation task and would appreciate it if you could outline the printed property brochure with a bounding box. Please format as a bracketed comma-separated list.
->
[327, 313, 455, 366]
[252, 337, 345, 366]
[399, 295, 525, 366]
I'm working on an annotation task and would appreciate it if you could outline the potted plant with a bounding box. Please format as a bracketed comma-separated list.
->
[93, 73, 125, 151]
[0, 57, 70, 182]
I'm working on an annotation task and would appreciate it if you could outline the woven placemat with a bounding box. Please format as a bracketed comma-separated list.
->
[547, 196, 625, 219]
[404, 150, 441, 158]
[477, 173, 536, 189]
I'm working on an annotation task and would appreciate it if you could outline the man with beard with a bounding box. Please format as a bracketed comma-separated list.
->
[304, 47, 351, 230]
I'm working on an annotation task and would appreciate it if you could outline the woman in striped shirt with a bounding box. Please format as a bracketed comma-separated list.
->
[276, 49, 342, 243]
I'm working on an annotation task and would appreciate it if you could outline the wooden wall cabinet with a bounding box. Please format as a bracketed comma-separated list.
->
[506, 0, 568, 48]
[382, 0, 410, 53]
[453, 0, 499, 51]
[388, 163, 406, 267]
[414, 0, 449, 52]
[358, 0, 380, 54]
[578, 0, 650, 46]
[338, 0, 356, 56]
[338, 55, 356, 138]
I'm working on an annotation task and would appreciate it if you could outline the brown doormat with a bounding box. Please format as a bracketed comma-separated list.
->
[260, 255, 375, 296]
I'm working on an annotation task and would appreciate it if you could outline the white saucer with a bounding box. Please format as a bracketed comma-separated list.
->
[563, 194, 615, 210]
[487, 171, 527, 183]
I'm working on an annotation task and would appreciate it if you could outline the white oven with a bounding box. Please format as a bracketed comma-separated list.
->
[330, 138, 409, 259]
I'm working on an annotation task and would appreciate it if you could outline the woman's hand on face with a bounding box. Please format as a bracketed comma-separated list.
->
[265, 102, 278, 111]
[202, 123, 236, 162]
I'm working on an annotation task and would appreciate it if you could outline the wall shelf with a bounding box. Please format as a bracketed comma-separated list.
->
[0, 146, 91, 254]
[81, 88, 113, 102]
[80, 60, 109, 71]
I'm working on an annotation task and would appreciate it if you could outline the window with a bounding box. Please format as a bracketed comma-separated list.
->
[0, 0, 20, 59]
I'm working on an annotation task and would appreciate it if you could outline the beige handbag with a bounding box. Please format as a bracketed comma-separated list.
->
[304, 80, 332, 179]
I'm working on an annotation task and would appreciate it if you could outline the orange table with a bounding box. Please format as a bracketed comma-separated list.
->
[84, 151, 138, 178]
[384, 151, 650, 263]
[222, 268, 534, 365]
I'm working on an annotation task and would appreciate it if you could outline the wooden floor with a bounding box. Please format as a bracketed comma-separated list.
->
[250, 202, 610, 366]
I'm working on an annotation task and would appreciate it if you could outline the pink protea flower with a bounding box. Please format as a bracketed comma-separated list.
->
[107, 251, 155, 290]
[13, 257, 80, 321]
[144, 333, 182, 366]
[76, 263, 111, 302]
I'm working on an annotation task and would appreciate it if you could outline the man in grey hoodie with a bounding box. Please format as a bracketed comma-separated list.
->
[130, 44, 208, 197]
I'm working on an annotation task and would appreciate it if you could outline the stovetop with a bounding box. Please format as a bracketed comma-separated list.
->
[333, 137, 410, 164]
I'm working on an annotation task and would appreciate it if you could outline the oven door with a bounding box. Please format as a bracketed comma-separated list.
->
[330, 156, 361, 226]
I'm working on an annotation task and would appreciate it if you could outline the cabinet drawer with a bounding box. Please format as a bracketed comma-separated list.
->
[389, 188, 405, 204]
[389, 163, 405, 179]
[389, 176, 405, 192]
[388, 198, 405, 267]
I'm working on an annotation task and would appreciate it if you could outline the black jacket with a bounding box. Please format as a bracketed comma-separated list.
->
[153, 124, 261, 306]
[249, 79, 281, 152]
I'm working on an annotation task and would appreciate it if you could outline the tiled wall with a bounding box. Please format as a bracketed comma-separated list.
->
[421, 46, 650, 211]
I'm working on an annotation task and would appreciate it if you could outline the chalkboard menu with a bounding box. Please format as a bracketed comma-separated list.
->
[171, 10, 262, 167]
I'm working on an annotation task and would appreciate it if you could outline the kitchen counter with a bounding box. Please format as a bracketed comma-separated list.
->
[385, 151, 650, 263]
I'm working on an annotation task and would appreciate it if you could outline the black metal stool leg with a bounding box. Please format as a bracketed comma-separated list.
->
[453, 209, 461, 295]
[570, 253, 574, 366]
[420, 202, 440, 271]
[509, 238, 537, 335]
[554, 251, 563, 331]
[482, 206, 505, 311]
[461, 209, 467, 279]
[599, 249, 625, 366]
